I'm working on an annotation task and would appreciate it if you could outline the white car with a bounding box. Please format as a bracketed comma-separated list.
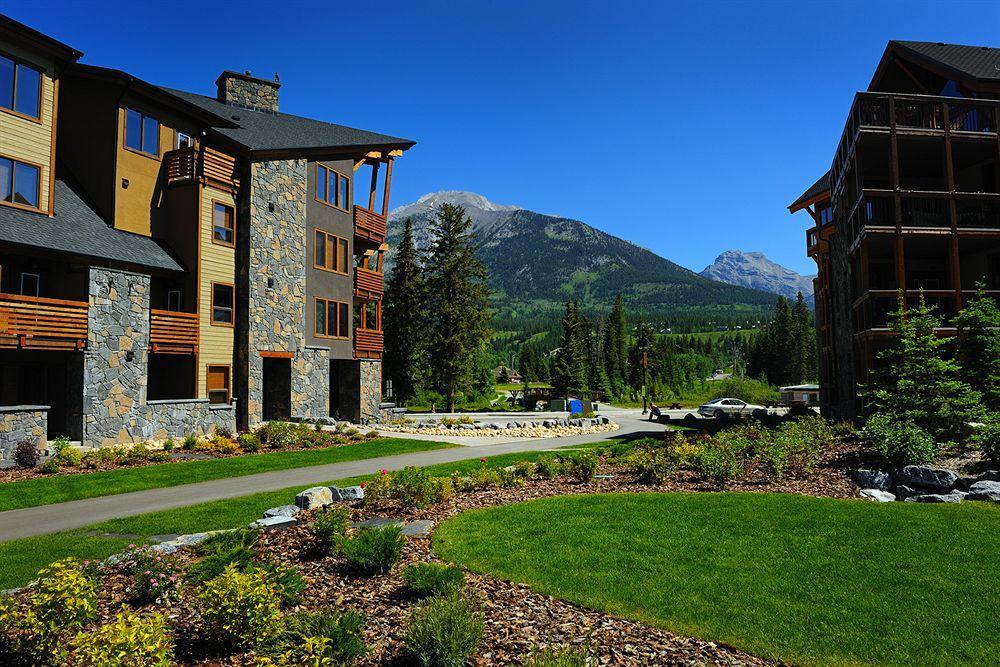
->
[697, 398, 767, 420]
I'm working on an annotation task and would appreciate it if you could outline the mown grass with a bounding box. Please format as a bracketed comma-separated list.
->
[0, 437, 455, 513]
[433, 492, 1000, 667]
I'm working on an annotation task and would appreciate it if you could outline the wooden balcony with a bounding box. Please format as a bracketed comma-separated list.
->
[164, 146, 240, 193]
[150, 310, 199, 355]
[354, 328, 383, 360]
[354, 267, 384, 300]
[354, 206, 387, 244]
[0, 293, 88, 350]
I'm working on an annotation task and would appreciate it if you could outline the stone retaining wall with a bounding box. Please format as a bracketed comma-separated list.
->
[145, 399, 237, 439]
[0, 406, 48, 463]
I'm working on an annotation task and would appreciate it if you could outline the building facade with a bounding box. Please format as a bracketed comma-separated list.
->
[0, 15, 412, 457]
[790, 40, 1000, 420]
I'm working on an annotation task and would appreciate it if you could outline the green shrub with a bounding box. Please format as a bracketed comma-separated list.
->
[404, 594, 484, 667]
[864, 413, 937, 466]
[187, 528, 259, 584]
[261, 562, 306, 607]
[432, 476, 455, 503]
[974, 417, 1000, 462]
[162, 439, 175, 452]
[70, 610, 173, 666]
[197, 564, 282, 649]
[534, 454, 560, 479]
[498, 467, 525, 488]
[439, 417, 458, 427]
[235, 432, 260, 453]
[565, 452, 599, 483]
[525, 644, 589, 666]
[265, 609, 367, 666]
[391, 466, 438, 508]
[119, 546, 183, 605]
[39, 458, 60, 474]
[708, 376, 779, 405]
[361, 469, 392, 507]
[58, 447, 82, 467]
[312, 506, 350, 556]
[261, 421, 309, 449]
[50, 436, 70, 454]
[182, 433, 198, 451]
[624, 446, 675, 484]
[513, 460, 535, 478]
[467, 464, 501, 489]
[403, 563, 466, 598]
[695, 434, 745, 485]
[30, 558, 98, 652]
[342, 525, 404, 575]
[125, 442, 150, 463]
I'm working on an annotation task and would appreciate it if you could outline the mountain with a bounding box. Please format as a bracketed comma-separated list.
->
[387, 191, 777, 319]
[699, 251, 815, 303]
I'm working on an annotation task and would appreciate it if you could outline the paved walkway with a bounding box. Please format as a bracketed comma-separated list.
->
[0, 412, 667, 543]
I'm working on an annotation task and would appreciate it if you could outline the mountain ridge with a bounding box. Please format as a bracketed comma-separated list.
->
[699, 250, 815, 303]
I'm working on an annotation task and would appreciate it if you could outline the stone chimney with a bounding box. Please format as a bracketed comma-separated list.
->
[215, 70, 280, 113]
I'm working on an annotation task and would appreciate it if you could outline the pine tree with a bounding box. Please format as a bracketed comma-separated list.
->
[424, 203, 493, 412]
[955, 284, 1000, 410]
[383, 218, 427, 403]
[791, 292, 818, 383]
[552, 300, 588, 398]
[602, 295, 628, 395]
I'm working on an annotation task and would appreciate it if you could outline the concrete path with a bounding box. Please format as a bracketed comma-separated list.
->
[0, 412, 668, 543]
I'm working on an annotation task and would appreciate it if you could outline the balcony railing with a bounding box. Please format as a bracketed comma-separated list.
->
[354, 267, 384, 300]
[852, 289, 963, 334]
[354, 328, 383, 359]
[150, 309, 199, 354]
[164, 146, 240, 192]
[0, 293, 88, 350]
[354, 206, 387, 244]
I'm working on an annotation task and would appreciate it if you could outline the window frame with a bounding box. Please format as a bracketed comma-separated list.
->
[315, 163, 351, 211]
[0, 51, 43, 123]
[313, 228, 350, 274]
[176, 131, 194, 149]
[20, 272, 40, 297]
[315, 297, 350, 339]
[123, 107, 161, 158]
[206, 364, 231, 405]
[166, 290, 181, 311]
[0, 153, 43, 212]
[211, 200, 236, 248]
[210, 281, 235, 327]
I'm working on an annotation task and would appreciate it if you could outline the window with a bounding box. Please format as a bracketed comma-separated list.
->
[211, 282, 234, 326]
[207, 365, 230, 405]
[0, 156, 40, 209]
[176, 132, 194, 149]
[212, 202, 235, 246]
[124, 108, 160, 156]
[167, 290, 181, 311]
[315, 298, 349, 338]
[0, 54, 42, 119]
[314, 229, 349, 273]
[316, 164, 350, 209]
[356, 300, 381, 331]
[20, 272, 39, 297]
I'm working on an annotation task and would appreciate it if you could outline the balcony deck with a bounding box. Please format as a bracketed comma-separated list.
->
[0, 293, 88, 350]
[354, 267, 384, 300]
[354, 206, 387, 245]
[354, 328, 383, 360]
[164, 146, 240, 193]
[851, 289, 1000, 335]
[150, 310, 199, 355]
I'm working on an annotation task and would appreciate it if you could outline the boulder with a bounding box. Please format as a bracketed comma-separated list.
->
[860, 489, 896, 502]
[401, 520, 435, 537]
[853, 469, 892, 491]
[251, 515, 297, 530]
[295, 486, 333, 510]
[600, 416, 610, 424]
[893, 484, 922, 500]
[965, 480, 1000, 502]
[263, 505, 300, 519]
[896, 465, 958, 493]
[460, 423, 475, 430]
[542, 420, 556, 428]
[904, 491, 966, 503]
[336, 485, 365, 501]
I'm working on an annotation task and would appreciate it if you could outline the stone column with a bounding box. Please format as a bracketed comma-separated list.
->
[293, 347, 330, 420]
[359, 359, 382, 423]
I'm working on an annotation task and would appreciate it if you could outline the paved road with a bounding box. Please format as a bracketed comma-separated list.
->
[0, 412, 667, 543]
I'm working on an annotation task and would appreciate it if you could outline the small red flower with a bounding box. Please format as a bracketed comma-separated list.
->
[480, 457, 487, 463]
[359, 482, 367, 488]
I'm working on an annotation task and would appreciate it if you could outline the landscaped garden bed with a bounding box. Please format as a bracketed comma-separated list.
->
[379, 415, 619, 439]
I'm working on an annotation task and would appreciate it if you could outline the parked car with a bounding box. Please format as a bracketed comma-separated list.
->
[697, 398, 767, 420]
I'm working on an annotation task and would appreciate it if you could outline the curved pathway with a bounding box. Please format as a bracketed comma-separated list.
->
[0, 411, 667, 542]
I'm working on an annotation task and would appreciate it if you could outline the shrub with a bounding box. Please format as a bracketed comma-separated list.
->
[31, 558, 98, 636]
[197, 564, 282, 649]
[182, 433, 198, 451]
[124, 442, 150, 463]
[565, 452, 599, 483]
[187, 528, 259, 584]
[439, 417, 458, 427]
[162, 439, 175, 452]
[342, 525, 404, 575]
[391, 466, 438, 508]
[468, 464, 501, 490]
[974, 416, 1000, 462]
[265, 609, 367, 666]
[312, 506, 350, 556]
[70, 610, 173, 666]
[864, 412, 937, 466]
[262, 562, 306, 607]
[39, 458, 60, 474]
[119, 546, 183, 606]
[148, 449, 171, 463]
[513, 460, 535, 478]
[211, 435, 240, 455]
[432, 477, 455, 503]
[81, 450, 100, 470]
[361, 469, 392, 507]
[237, 432, 261, 453]
[404, 594, 484, 667]
[215, 424, 234, 440]
[498, 467, 525, 488]
[525, 644, 589, 667]
[696, 437, 744, 486]
[708, 376, 779, 405]
[403, 563, 466, 599]
[624, 446, 675, 484]
[534, 454, 560, 479]
[365, 429, 380, 439]
[262, 420, 309, 449]
[13, 440, 39, 468]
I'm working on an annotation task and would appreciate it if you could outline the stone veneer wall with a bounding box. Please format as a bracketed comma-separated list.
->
[293, 347, 330, 421]
[0, 406, 48, 462]
[828, 226, 857, 421]
[359, 359, 383, 423]
[218, 75, 279, 113]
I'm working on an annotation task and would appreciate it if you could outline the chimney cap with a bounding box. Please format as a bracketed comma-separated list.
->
[215, 69, 281, 89]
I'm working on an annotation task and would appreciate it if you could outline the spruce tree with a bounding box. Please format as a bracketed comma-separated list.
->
[424, 204, 492, 412]
[552, 300, 588, 398]
[602, 295, 628, 395]
[955, 284, 1000, 410]
[383, 218, 427, 403]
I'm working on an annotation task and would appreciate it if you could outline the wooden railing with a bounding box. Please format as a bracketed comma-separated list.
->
[354, 328, 383, 359]
[165, 147, 197, 185]
[354, 267, 384, 300]
[164, 147, 240, 192]
[150, 310, 198, 354]
[354, 206, 387, 243]
[0, 293, 88, 350]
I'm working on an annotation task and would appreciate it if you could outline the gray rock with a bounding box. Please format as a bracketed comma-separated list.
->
[295, 486, 333, 510]
[460, 423, 475, 430]
[263, 505, 300, 519]
[860, 488, 896, 502]
[893, 485, 922, 500]
[600, 416, 610, 424]
[489, 422, 502, 430]
[904, 492, 966, 503]
[251, 515, 297, 530]
[400, 520, 435, 537]
[542, 420, 555, 428]
[353, 517, 402, 530]
[966, 480, 1000, 502]
[897, 465, 959, 493]
[853, 469, 892, 491]
[336, 485, 365, 501]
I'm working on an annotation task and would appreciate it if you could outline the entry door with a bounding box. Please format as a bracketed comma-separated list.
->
[262, 357, 291, 421]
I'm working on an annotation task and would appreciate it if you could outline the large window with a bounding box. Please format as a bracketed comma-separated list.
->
[211, 282, 234, 326]
[0, 54, 42, 119]
[316, 164, 350, 210]
[212, 202, 235, 247]
[0, 156, 40, 209]
[124, 108, 160, 156]
[315, 298, 349, 339]
[314, 229, 349, 273]
[207, 365, 231, 405]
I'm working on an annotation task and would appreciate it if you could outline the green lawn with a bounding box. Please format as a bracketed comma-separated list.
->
[0, 438, 454, 513]
[433, 493, 1000, 667]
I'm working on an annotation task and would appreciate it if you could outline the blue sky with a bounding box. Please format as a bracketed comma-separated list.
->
[8, 0, 1000, 275]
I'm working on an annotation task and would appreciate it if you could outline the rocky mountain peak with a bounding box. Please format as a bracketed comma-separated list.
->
[699, 250, 815, 301]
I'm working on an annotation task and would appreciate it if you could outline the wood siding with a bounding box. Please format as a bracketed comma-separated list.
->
[198, 184, 236, 397]
[113, 106, 177, 236]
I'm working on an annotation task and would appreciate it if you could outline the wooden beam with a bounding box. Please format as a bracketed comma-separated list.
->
[365, 151, 382, 159]
[368, 161, 380, 210]
[353, 158, 366, 172]
[388, 149, 404, 157]
[381, 158, 394, 218]
[259, 350, 293, 359]
[894, 58, 928, 94]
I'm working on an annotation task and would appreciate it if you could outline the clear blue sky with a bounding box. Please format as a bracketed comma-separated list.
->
[8, 0, 1000, 274]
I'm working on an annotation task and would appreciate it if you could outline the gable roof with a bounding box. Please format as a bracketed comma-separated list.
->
[160, 87, 415, 157]
[0, 13, 82, 62]
[879, 40, 1000, 87]
[0, 179, 183, 272]
[788, 170, 831, 212]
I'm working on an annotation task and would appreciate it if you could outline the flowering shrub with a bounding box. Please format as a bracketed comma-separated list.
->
[119, 546, 183, 606]
[534, 454, 561, 479]
[70, 610, 173, 666]
[198, 564, 282, 649]
[211, 435, 240, 455]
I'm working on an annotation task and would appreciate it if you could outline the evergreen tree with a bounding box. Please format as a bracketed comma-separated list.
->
[552, 300, 589, 398]
[497, 364, 511, 384]
[602, 295, 629, 395]
[955, 284, 1000, 410]
[791, 292, 818, 383]
[383, 218, 427, 403]
[424, 204, 493, 412]
[628, 321, 654, 393]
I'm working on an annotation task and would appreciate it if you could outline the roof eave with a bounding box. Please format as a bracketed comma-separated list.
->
[0, 14, 82, 62]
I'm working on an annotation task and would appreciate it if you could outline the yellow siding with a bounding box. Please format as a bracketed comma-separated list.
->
[113, 107, 176, 236]
[198, 185, 236, 397]
[0, 42, 55, 213]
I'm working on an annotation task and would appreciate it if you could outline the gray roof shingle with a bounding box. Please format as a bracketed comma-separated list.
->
[0, 179, 183, 272]
[788, 170, 831, 211]
[891, 40, 1000, 84]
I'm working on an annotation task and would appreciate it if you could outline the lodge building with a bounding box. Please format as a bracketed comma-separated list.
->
[0, 14, 413, 456]
[790, 40, 1000, 420]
